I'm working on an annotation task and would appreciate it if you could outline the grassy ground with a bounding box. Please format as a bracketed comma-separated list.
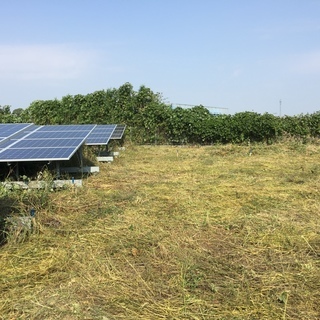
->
[0, 143, 320, 319]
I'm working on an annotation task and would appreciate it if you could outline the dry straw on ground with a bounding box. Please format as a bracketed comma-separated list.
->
[0, 142, 320, 319]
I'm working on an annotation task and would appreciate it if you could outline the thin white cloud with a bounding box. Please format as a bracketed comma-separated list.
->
[0, 44, 96, 80]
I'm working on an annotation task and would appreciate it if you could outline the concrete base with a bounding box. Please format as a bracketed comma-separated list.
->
[2, 179, 83, 190]
[60, 166, 100, 173]
[109, 151, 120, 157]
[98, 151, 119, 157]
[53, 180, 83, 188]
[97, 156, 114, 162]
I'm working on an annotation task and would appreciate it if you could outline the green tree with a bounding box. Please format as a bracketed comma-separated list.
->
[0, 105, 13, 123]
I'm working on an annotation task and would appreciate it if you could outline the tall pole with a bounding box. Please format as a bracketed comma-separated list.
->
[279, 99, 282, 117]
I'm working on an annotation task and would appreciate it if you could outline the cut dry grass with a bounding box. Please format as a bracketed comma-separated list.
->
[1, 143, 320, 319]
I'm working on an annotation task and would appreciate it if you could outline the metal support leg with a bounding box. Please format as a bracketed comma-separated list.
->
[56, 162, 60, 179]
[15, 163, 19, 181]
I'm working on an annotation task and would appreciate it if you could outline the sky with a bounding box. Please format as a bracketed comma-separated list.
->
[1, 0, 320, 116]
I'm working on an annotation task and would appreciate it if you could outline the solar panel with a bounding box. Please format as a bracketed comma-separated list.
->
[37, 125, 96, 132]
[0, 147, 77, 162]
[111, 124, 126, 139]
[0, 124, 96, 162]
[4, 125, 40, 141]
[0, 123, 125, 162]
[85, 124, 116, 145]
[11, 138, 85, 148]
[0, 139, 20, 149]
[26, 131, 91, 139]
[0, 123, 33, 142]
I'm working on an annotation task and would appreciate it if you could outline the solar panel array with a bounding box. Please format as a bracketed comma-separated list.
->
[111, 124, 126, 139]
[85, 124, 116, 145]
[0, 123, 126, 162]
[0, 124, 94, 162]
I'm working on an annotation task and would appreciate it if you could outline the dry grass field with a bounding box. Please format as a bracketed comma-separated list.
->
[0, 143, 320, 319]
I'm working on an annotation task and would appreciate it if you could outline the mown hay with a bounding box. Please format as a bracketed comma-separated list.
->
[0, 143, 319, 319]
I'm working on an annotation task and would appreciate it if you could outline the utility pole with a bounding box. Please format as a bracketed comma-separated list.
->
[279, 99, 282, 117]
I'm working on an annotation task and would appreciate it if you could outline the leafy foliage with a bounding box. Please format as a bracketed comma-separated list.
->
[0, 105, 23, 123]
[1, 83, 320, 144]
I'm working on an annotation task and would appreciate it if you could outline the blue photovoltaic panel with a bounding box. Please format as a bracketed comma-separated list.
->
[85, 124, 116, 145]
[37, 125, 96, 132]
[0, 123, 126, 162]
[111, 124, 126, 139]
[11, 138, 85, 148]
[26, 131, 91, 139]
[4, 125, 40, 141]
[0, 123, 32, 137]
[0, 147, 76, 162]
[0, 123, 33, 141]
[0, 140, 19, 149]
[0, 124, 96, 162]
[0, 123, 35, 150]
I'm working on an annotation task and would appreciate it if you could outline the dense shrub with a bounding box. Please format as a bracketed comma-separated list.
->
[1, 83, 319, 144]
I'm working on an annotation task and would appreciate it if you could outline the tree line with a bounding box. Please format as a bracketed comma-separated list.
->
[1, 82, 320, 144]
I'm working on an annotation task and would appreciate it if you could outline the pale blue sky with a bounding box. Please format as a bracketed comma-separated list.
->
[1, 0, 319, 115]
